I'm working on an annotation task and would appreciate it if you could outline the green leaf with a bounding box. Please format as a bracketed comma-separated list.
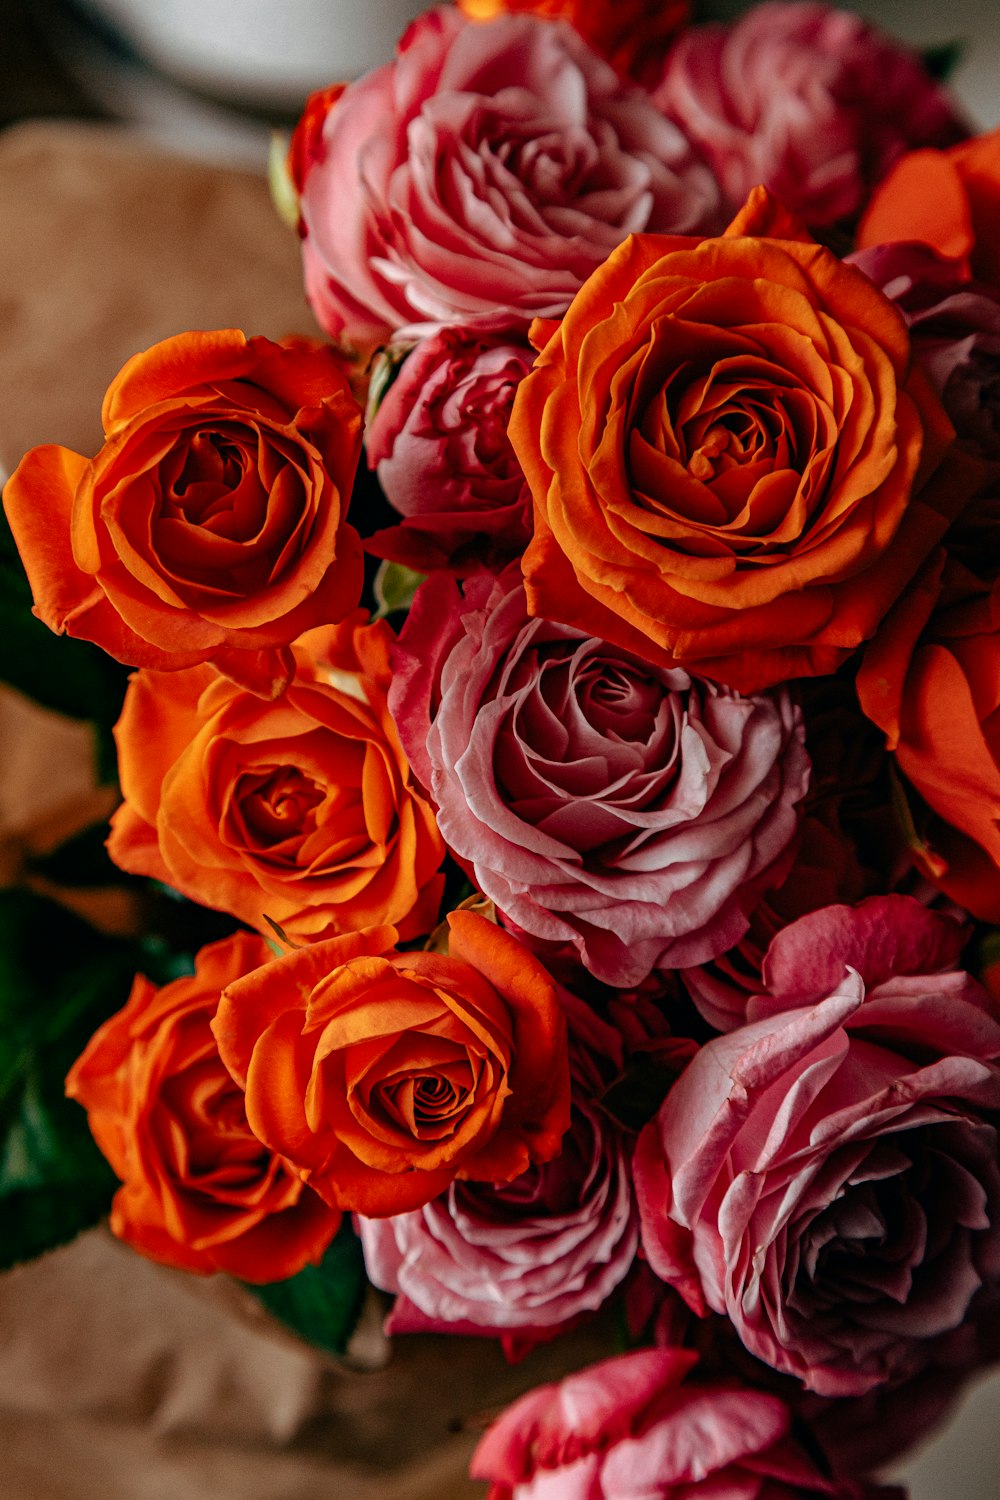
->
[268, 129, 300, 231]
[0, 888, 139, 1268]
[921, 40, 965, 82]
[366, 342, 415, 421]
[245, 1220, 368, 1357]
[0, 1185, 116, 1269]
[0, 503, 129, 779]
[372, 559, 426, 619]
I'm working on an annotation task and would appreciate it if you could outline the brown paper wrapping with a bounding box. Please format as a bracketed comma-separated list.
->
[0, 119, 319, 467]
[0, 1229, 620, 1500]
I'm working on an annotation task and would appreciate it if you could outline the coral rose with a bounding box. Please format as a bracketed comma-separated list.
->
[512, 191, 977, 692]
[859, 559, 1000, 919]
[2, 331, 363, 698]
[297, 6, 721, 347]
[470, 1347, 900, 1498]
[390, 567, 809, 986]
[858, 127, 1000, 289]
[458, 0, 689, 84]
[65, 931, 340, 1282]
[212, 912, 570, 1217]
[653, 2, 966, 230]
[357, 999, 637, 1338]
[636, 896, 1000, 1397]
[365, 328, 535, 574]
[107, 612, 444, 945]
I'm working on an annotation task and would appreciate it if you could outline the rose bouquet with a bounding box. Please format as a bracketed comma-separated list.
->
[3, 0, 1000, 1493]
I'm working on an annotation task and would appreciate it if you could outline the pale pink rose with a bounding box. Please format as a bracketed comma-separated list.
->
[357, 1001, 637, 1339]
[470, 1347, 903, 1499]
[636, 895, 1000, 1397]
[653, 2, 966, 229]
[390, 567, 809, 987]
[299, 6, 721, 346]
[365, 328, 534, 574]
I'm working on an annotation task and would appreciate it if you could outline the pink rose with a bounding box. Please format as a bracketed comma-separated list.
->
[470, 1347, 901, 1499]
[365, 328, 535, 574]
[390, 567, 809, 987]
[357, 998, 638, 1340]
[299, 7, 721, 346]
[653, 2, 966, 229]
[636, 896, 1000, 1396]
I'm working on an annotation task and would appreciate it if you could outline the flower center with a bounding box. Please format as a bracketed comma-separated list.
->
[231, 767, 325, 852]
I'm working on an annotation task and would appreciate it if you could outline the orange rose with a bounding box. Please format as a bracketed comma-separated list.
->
[107, 612, 445, 944]
[458, 0, 689, 80]
[212, 912, 571, 1217]
[2, 330, 363, 698]
[857, 127, 1000, 288]
[66, 931, 340, 1282]
[858, 556, 1000, 920]
[512, 190, 976, 693]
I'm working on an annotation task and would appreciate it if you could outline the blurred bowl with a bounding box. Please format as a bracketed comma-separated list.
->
[76, 0, 429, 110]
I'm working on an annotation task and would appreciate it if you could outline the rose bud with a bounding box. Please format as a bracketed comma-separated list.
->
[365, 328, 535, 575]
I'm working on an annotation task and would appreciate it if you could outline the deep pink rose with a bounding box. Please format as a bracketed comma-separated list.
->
[802, 1289, 1000, 1475]
[653, 2, 966, 229]
[365, 329, 535, 573]
[357, 998, 638, 1339]
[470, 1347, 902, 1499]
[636, 895, 1000, 1397]
[390, 567, 809, 987]
[299, 6, 721, 346]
